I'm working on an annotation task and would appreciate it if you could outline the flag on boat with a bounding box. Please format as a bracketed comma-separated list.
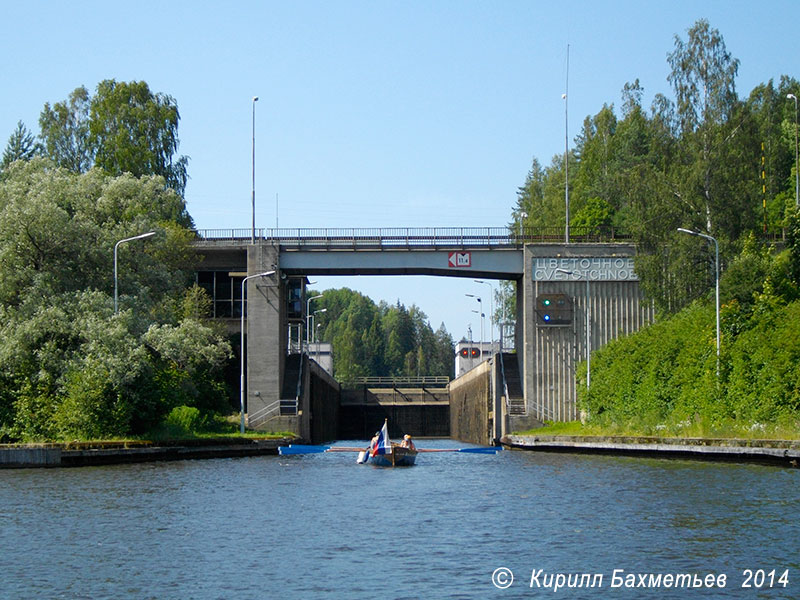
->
[371, 421, 392, 456]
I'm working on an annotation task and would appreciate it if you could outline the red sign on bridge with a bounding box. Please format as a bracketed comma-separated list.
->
[448, 251, 471, 268]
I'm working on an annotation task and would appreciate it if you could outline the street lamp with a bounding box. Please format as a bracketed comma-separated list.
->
[310, 308, 327, 343]
[472, 310, 485, 359]
[251, 96, 259, 244]
[306, 293, 325, 343]
[788, 93, 799, 209]
[518, 211, 528, 245]
[466, 294, 483, 356]
[114, 231, 156, 313]
[678, 228, 720, 374]
[474, 280, 495, 348]
[240, 270, 275, 434]
[556, 268, 590, 389]
[564, 43, 570, 244]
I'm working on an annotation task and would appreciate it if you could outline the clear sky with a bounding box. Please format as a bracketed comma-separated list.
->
[2, 1, 799, 343]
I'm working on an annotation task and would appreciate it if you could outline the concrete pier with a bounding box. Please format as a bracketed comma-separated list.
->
[501, 434, 800, 468]
[0, 439, 292, 468]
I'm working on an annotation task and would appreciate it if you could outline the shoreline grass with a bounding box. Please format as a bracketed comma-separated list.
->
[517, 419, 800, 441]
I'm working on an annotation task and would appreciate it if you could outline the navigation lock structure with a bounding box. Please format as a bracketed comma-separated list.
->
[193, 226, 653, 444]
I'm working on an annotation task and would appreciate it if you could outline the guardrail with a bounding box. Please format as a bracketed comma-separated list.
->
[194, 226, 630, 249]
[247, 400, 281, 428]
[345, 376, 451, 387]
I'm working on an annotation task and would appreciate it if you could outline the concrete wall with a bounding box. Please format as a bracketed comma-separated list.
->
[0, 447, 62, 466]
[520, 244, 654, 424]
[309, 359, 341, 444]
[448, 359, 493, 445]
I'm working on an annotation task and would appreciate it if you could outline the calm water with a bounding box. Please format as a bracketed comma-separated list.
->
[1, 440, 798, 600]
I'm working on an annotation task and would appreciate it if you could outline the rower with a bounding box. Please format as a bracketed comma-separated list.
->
[367, 431, 379, 453]
[400, 434, 416, 451]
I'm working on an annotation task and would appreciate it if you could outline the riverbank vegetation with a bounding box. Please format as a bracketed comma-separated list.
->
[0, 80, 233, 443]
[575, 237, 800, 437]
[0, 160, 234, 442]
[505, 19, 800, 435]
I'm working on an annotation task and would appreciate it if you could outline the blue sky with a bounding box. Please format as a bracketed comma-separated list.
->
[2, 1, 799, 343]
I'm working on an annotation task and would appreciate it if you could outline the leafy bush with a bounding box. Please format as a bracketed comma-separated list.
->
[164, 405, 206, 435]
[580, 294, 800, 431]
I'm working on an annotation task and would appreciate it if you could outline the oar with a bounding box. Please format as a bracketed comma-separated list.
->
[417, 447, 501, 454]
[278, 445, 367, 455]
[278, 444, 330, 455]
[280, 444, 501, 456]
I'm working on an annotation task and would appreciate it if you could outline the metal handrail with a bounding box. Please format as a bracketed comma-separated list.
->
[347, 376, 450, 386]
[247, 400, 281, 428]
[293, 353, 304, 410]
[194, 226, 631, 248]
[497, 351, 513, 414]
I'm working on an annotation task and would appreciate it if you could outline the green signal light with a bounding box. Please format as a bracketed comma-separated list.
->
[542, 299, 551, 306]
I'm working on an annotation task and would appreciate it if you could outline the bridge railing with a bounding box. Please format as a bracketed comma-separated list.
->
[344, 376, 451, 387]
[194, 226, 630, 248]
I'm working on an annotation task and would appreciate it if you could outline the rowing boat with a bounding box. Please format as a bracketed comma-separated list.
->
[277, 420, 500, 463]
[367, 443, 418, 467]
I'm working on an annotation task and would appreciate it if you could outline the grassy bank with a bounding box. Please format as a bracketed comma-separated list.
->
[520, 418, 800, 441]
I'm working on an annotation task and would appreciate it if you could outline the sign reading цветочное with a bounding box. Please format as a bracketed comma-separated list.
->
[534, 257, 638, 281]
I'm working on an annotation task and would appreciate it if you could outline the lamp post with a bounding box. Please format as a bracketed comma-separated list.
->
[114, 231, 156, 313]
[678, 228, 720, 375]
[466, 294, 483, 356]
[519, 211, 528, 245]
[240, 270, 275, 434]
[474, 279, 495, 348]
[564, 43, 570, 244]
[306, 293, 325, 344]
[310, 308, 327, 343]
[471, 309, 485, 361]
[556, 268, 590, 389]
[251, 96, 259, 244]
[467, 325, 474, 371]
[788, 93, 799, 208]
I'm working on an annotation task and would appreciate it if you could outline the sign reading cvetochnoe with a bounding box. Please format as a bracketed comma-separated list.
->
[533, 257, 638, 281]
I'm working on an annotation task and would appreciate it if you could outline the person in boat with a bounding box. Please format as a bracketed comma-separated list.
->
[367, 432, 379, 454]
[400, 434, 416, 451]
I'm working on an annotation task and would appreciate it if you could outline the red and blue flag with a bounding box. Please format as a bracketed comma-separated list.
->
[371, 421, 392, 457]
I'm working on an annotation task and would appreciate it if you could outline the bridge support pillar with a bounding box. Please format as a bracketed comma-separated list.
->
[245, 243, 306, 435]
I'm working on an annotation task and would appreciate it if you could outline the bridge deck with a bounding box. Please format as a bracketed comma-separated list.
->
[195, 226, 630, 250]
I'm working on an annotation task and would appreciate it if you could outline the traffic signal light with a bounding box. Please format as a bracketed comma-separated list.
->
[536, 293, 572, 325]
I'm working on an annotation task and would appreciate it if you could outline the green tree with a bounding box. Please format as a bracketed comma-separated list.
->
[1, 121, 40, 172]
[383, 302, 416, 375]
[80, 80, 188, 195]
[667, 18, 741, 234]
[573, 104, 618, 221]
[39, 86, 93, 173]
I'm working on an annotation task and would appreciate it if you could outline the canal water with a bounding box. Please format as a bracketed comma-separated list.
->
[1, 440, 797, 599]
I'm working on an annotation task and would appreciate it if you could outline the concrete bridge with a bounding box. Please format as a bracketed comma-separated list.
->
[194, 227, 652, 442]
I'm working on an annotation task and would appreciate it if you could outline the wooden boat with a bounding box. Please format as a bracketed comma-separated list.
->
[279, 419, 499, 464]
[368, 443, 418, 467]
[279, 442, 499, 460]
